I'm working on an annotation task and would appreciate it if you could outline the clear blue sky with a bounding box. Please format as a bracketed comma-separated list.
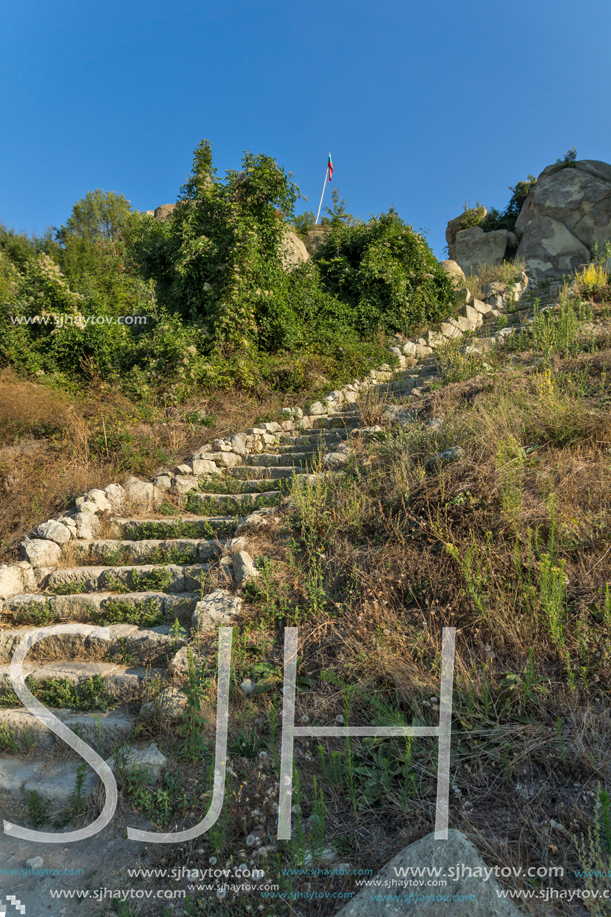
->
[2, 0, 610, 259]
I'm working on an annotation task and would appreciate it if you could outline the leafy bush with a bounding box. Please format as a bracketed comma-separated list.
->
[0, 140, 443, 402]
[479, 175, 538, 234]
[314, 208, 458, 336]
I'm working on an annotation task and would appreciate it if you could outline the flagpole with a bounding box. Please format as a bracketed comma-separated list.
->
[315, 167, 329, 225]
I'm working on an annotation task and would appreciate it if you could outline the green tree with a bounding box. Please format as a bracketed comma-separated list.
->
[323, 188, 359, 227]
[57, 189, 133, 244]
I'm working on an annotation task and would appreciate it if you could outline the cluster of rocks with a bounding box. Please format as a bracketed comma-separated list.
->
[447, 158, 611, 282]
[388, 263, 529, 360]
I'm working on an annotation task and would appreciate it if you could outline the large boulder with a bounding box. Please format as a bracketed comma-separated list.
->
[514, 216, 589, 281]
[516, 160, 611, 280]
[334, 829, 522, 917]
[455, 227, 511, 274]
[305, 225, 332, 255]
[153, 204, 177, 221]
[281, 229, 309, 268]
[445, 207, 487, 261]
[439, 260, 466, 286]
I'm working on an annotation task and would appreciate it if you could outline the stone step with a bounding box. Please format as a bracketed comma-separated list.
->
[116, 516, 239, 540]
[69, 538, 224, 566]
[278, 431, 348, 448]
[0, 755, 99, 808]
[46, 563, 210, 595]
[228, 465, 307, 481]
[245, 452, 310, 467]
[309, 414, 362, 430]
[0, 661, 164, 702]
[0, 707, 135, 755]
[3, 591, 199, 628]
[0, 624, 186, 666]
[186, 491, 283, 514]
[0, 741, 168, 809]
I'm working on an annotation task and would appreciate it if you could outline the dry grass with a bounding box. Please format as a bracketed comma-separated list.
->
[6, 295, 611, 915]
[0, 370, 328, 559]
[463, 258, 526, 300]
[134, 315, 611, 915]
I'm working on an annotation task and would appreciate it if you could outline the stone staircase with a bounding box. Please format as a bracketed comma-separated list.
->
[0, 273, 574, 815]
[0, 413, 359, 812]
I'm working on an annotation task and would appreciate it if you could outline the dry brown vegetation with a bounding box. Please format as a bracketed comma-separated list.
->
[119, 300, 611, 915]
[5, 283, 611, 916]
[0, 370, 325, 559]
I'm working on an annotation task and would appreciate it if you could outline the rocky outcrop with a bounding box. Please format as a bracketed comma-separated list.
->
[516, 160, 611, 280]
[153, 204, 177, 221]
[281, 229, 309, 268]
[334, 829, 522, 916]
[454, 227, 516, 274]
[439, 260, 466, 285]
[305, 225, 332, 255]
[445, 207, 486, 261]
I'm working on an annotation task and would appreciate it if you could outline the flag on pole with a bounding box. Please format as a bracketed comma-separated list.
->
[328, 153, 333, 181]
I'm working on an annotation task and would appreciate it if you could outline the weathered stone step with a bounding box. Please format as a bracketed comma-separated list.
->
[228, 465, 306, 481]
[310, 414, 361, 430]
[279, 431, 348, 448]
[3, 591, 199, 627]
[0, 740, 168, 808]
[186, 491, 282, 513]
[116, 515, 239, 539]
[70, 538, 225, 566]
[0, 707, 135, 754]
[245, 452, 310, 467]
[0, 661, 164, 700]
[46, 563, 210, 594]
[0, 624, 186, 666]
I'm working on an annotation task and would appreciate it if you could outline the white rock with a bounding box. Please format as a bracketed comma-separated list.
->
[171, 475, 199, 496]
[192, 459, 219, 475]
[193, 589, 242, 632]
[33, 520, 72, 545]
[140, 687, 187, 721]
[107, 742, 167, 781]
[323, 452, 348, 470]
[308, 401, 326, 416]
[0, 562, 36, 599]
[124, 477, 160, 512]
[74, 499, 99, 514]
[84, 489, 112, 512]
[153, 474, 172, 490]
[26, 857, 44, 869]
[227, 536, 248, 553]
[232, 551, 259, 586]
[74, 511, 100, 540]
[104, 483, 126, 511]
[21, 539, 62, 569]
[230, 433, 248, 455]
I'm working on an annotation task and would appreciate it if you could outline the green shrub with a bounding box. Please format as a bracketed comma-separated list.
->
[314, 208, 458, 336]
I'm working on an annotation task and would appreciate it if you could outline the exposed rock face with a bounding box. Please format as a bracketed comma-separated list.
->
[305, 225, 332, 255]
[281, 229, 309, 267]
[445, 207, 487, 261]
[153, 204, 177, 221]
[515, 160, 611, 280]
[439, 260, 466, 285]
[455, 227, 512, 274]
